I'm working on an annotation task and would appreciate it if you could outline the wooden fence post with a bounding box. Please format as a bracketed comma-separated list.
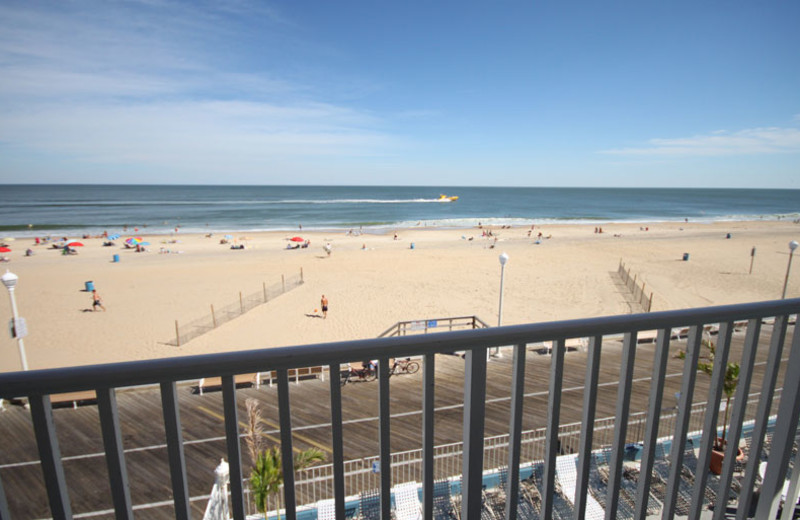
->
[648, 292, 654, 312]
[175, 320, 180, 347]
[282, 275, 286, 293]
[300, 267, 304, 283]
[263, 282, 268, 303]
[211, 304, 216, 328]
[239, 292, 244, 314]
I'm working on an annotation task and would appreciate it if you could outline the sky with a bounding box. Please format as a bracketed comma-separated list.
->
[0, 1, 798, 188]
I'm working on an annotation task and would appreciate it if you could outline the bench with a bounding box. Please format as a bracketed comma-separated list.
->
[50, 390, 98, 409]
[195, 373, 260, 395]
[263, 366, 325, 387]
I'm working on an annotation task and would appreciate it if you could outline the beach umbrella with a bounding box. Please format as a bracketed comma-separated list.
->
[125, 237, 142, 245]
[224, 234, 233, 239]
[139, 241, 150, 246]
[290, 236, 305, 242]
[0, 247, 10, 253]
[107, 234, 120, 240]
[2, 237, 15, 242]
[66, 242, 84, 247]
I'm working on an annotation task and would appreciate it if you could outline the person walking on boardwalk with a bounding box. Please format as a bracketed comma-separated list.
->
[320, 295, 328, 319]
[92, 289, 106, 312]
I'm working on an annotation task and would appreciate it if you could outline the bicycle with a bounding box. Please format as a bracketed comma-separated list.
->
[341, 363, 377, 385]
[389, 357, 420, 376]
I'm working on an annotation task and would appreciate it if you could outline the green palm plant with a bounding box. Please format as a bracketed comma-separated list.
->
[678, 338, 740, 449]
[250, 446, 326, 520]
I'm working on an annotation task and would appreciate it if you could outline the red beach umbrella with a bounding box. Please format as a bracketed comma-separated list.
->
[0, 247, 10, 253]
[66, 242, 84, 247]
[290, 236, 305, 242]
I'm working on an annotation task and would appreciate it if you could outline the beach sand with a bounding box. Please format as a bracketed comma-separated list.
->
[1, 220, 798, 372]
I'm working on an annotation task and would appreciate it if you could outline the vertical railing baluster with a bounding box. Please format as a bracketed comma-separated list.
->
[733, 314, 789, 520]
[160, 382, 190, 520]
[277, 369, 296, 520]
[754, 319, 800, 519]
[462, 346, 488, 520]
[29, 394, 72, 520]
[0, 469, 8, 520]
[97, 387, 133, 520]
[606, 331, 638, 520]
[422, 353, 436, 520]
[663, 325, 703, 519]
[505, 342, 527, 520]
[222, 376, 245, 520]
[715, 320, 760, 519]
[329, 364, 346, 519]
[378, 356, 391, 520]
[635, 328, 671, 520]
[575, 336, 602, 519]
[689, 322, 733, 520]
[541, 338, 565, 520]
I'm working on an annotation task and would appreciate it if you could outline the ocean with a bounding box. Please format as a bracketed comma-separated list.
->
[0, 185, 798, 237]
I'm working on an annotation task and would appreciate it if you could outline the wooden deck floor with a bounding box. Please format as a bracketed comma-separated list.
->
[0, 323, 788, 519]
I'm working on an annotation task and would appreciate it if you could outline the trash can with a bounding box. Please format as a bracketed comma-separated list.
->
[410, 243, 415, 249]
[113, 254, 120, 263]
[85, 281, 95, 292]
[683, 253, 690, 261]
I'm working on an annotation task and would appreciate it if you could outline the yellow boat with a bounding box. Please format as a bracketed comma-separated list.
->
[438, 194, 459, 202]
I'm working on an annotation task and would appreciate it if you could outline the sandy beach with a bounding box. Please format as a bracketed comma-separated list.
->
[1, 220, 798, 372]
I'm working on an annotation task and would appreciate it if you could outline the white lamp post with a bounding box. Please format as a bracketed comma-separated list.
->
[782, 240, 799, 299]
[1, 270, 29, 370]
[493, 252, 509, 358]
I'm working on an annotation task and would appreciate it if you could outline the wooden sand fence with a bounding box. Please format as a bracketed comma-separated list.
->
[168, 268, 304, 346]
[618, 260, 653, 312]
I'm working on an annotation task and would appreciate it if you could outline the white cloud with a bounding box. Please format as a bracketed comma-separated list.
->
[601, 127, 800, 156]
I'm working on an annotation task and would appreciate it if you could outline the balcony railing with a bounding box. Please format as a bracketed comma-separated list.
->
[0, 298, 799, 520]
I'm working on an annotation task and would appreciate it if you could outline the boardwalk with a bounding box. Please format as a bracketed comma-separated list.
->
[0, 323, 786, 519]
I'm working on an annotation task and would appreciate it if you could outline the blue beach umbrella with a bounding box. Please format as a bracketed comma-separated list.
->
[138, 241, 150, 246]
[108, 234, 120, 240]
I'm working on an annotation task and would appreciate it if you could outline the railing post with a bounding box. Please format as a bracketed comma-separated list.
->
[378, 356, 391, 520]
[689, 321, 734, 519]
[663, 325, 703, 519]
[733, 315, 789, 520]
[541, 338, 565, 520]
[277, 370, 297, 520]
[329, 365, 346, 519]
[606, 331, 637, 520]
[97, 387, 133, 520]
[635, 328, 671, 519]
[0, 471, 9, 520]
[29, 394, 72, 520]
[755, 319, 800, 519]
[462, 347, 488, 520]
[575, 336, 601, 519]
[422, 353, 436, 520]
[222, 376, 245, 520]
[505, 343, 527, 520]
[160, 381, 191, 520]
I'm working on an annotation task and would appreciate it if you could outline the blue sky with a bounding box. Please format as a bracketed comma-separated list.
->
[0, 1, 798, 187]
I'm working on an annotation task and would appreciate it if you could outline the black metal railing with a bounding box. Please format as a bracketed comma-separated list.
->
[0, 298, 799, 520]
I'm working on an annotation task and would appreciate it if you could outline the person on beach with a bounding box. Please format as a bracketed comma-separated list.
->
[324, 243, 332, 256]
[92, 290, 106, 312]
[320, 295, 328, 319]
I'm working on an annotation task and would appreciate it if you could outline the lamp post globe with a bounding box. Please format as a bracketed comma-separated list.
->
[783, 241, 799, 299]
[1, 269, 18, 291]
